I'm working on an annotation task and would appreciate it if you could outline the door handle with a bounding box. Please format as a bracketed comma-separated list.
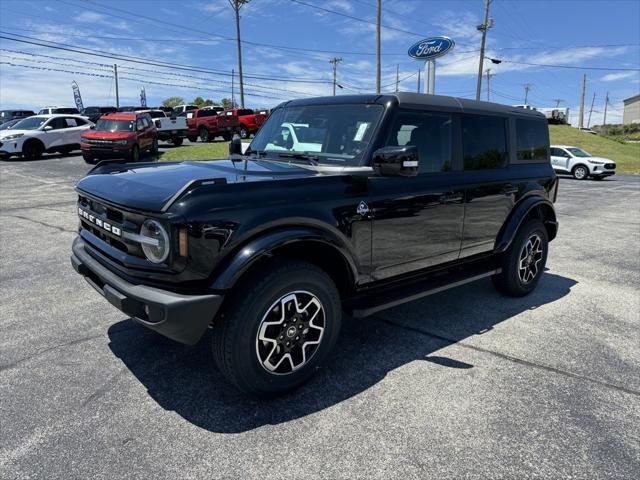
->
[502, 184, 518, 195]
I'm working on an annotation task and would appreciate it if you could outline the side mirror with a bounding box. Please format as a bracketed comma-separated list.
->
[229, 134, 242, 156]
[372, 145, 419, 177]
[89, 125, 95, 129]
[154, 120, 161, 128]
[43, 125, 53, 132]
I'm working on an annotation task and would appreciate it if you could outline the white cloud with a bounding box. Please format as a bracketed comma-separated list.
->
[75, 11, 131, 31]
[601, 71, 639, 82]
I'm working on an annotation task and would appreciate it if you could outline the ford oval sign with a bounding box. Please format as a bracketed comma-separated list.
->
[408, 37, 455, 60]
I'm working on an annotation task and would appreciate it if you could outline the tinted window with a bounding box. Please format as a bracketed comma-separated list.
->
[12, 116, 47, 130]
[516, 119, 548, 161]
[462, 115, 507, 170]
[386, 111, 452, 173]
[53, 108, 80, 114]
[238, 109, 253, 116]
[95, 119, 133, 132]
[198, 110, 216, 118]
[47, 117, 68, 129]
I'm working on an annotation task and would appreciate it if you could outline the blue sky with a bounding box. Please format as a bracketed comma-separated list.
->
[0, 0, 639, 125]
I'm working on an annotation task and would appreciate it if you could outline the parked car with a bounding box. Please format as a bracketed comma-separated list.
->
[224, 108, 268, 139]
[550, 145, 616, 180]
[172, 104, 198, 116]
[0, 119, 22, 130]
[38, 106, 80, 115]
[184, 108, 239, 142]
[0, 114, 92, 160]
[117, 106, 149, 112]
[83, 106, 117, 123]
[155, 106, 175, 116]
[80, 111, 158, 163]
[0, 109, 35, 123]
[138, 109, 188, 146]
[578, 127, 597, 135]
[70, 93, 558, 396]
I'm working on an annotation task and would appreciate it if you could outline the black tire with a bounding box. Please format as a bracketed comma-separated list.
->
[150, 137, 159, 154]
[221, 133, 231, 141]
[212, 259, 342, 397]
[82, 152, 97, 164]
[199, 127, 210, 142]
[239, 126, 249, 139]
[572, 164, 589, 180]
[128, 144, 140, 162]
[172, 137, 183, 147]
[187, 136, 198, 143]
[492, 218, 548, 297]
[22, 140, 44, 160]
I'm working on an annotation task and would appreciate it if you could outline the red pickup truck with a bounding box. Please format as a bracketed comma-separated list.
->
[183, 108, 239, 142]
[225, 108, 268, 139]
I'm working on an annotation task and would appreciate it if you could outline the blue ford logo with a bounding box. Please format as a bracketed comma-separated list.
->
[408, 36, 455, 60]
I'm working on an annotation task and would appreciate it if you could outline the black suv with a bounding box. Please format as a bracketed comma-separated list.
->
[71, 93, 558, 396]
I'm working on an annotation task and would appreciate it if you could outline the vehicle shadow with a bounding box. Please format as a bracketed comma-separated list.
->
[0, 152, 71, 162]
[107, 272, 577, 433]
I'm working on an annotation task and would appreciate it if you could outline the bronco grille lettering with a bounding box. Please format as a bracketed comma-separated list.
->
[78, 207, 121, 236]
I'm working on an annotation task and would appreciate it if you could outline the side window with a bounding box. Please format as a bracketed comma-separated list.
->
[462, 115, 508, 170]
[386, 111, 453, 173]
[550, 147, 560, 156]
[516, 119, 548, 162]
[47, 117, 67, 130]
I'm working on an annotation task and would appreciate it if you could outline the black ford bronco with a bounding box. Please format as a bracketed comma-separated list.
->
[71, 93, 558, 396]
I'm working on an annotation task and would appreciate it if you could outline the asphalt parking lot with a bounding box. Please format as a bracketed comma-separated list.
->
[1, 149, 639, 479]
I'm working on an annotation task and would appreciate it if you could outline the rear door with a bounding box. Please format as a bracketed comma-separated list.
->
[459, 114, 514, 258]
[62, 117, 87, 145]
[370, 110, 465, 280]
[42, 117, 67, 149]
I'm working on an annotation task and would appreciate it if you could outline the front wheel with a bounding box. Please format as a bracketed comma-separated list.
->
[150, 137, 159, 154]
[128, 144, 140, 162]
[572, 165, 589, 180]
[82, 152, 97, 164]
[22, 141, 44, 160]
[492, 218, 548, 297]
[239, 126, 249, 139]
[212, 260, 341, 397]
[172, 137, 183, 147]
[199, 127, 210, 142]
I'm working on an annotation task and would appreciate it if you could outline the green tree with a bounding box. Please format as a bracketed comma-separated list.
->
[193, 97, 217, 108]
[220, 97, 234, 108]
[161, 96, 185, 108]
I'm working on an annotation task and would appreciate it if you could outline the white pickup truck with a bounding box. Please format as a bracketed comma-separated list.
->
[140, 109, 188, 146]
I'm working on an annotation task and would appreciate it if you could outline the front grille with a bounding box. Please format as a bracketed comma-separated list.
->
[605, 163, 616, 170]
[84, 138, 115, 145]
[78, 195, 144, 257]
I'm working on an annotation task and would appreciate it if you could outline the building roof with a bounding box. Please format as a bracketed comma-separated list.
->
[623, 94, 640, 105]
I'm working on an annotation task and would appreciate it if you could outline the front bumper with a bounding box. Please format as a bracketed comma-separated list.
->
[71, 237, 223, 345]
[590, 164, 616, 177]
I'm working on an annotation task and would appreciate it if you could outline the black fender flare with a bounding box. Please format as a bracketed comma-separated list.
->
[210, 227, 359, 291]
[494, 196, 557, 253]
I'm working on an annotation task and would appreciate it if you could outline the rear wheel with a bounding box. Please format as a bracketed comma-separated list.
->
[572, 165, 589, 180]
[172, 137, 183, 147]
[22, 140, 44, 160]
[492, 218, 548, 297]
[187, 136, 197, 143]
[212, 259, 341, 397]
[199, 127, 210, 142]
[128, 144, 140, 162]
[239, 126, 249, 139]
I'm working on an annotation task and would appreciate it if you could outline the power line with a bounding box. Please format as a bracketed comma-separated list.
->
[489, 57, 640, 71]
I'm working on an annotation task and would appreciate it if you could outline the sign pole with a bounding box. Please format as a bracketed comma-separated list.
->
[425, 60, 436, 94]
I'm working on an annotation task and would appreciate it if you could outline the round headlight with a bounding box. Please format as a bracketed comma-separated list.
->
[140, 219, 170, 264]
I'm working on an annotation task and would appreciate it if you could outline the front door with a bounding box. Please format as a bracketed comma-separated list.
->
[550, 147, 570, 171]
[369, 110, 465, 281]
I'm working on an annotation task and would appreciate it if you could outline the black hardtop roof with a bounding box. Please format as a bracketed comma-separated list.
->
[282, 92, 546, 119]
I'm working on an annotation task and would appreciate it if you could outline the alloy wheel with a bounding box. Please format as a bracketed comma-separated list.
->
[255, 291, 325, 375]
[574, 166, 587, 179]
[518, 234, 544, 284]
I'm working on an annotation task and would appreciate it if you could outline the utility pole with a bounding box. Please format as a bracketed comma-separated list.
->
[603, 91, 609, 125]
[395, 64, 399, 92]
[231, 68, 235, 108]
[475, 0, 492, 101]
[553, 99, 564, 108]
[113, 64, 119, 109]
[417, 69, 421, 93]
[587, 92, 596, 128]
[229, 0, 250, 108]
[376, 0, 381, 94]
[578, 73, 586, 129]
[330, 57, 342, 96]
[485, 68, 492, 101]
[524, 83, 532, 105]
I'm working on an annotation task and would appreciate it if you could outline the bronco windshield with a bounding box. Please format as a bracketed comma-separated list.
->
[250, 104, 384, 166]
[95, 119, 134, 132]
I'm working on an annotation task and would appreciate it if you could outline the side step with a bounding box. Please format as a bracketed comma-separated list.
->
[346, 266, 501, 318]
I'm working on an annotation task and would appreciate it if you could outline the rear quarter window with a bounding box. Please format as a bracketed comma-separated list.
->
[462, 115, 508, 170]
[516, 118, 549, 162]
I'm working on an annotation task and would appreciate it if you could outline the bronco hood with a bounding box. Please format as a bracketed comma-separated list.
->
[75, 159, 317, 212]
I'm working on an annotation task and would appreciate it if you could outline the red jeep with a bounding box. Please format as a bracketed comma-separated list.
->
[225, 108, 268, 139]
[81, 112, 158, 164]
[183, 108, 239, 142]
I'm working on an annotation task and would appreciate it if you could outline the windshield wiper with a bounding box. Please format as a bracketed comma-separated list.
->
[277, 152, 320, 166]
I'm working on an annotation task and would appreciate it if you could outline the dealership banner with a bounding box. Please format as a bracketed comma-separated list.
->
[140, 87, 147, 107]
[71, 81, 84, 112]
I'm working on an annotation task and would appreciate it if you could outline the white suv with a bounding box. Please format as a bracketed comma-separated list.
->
[550, 145, 616, 180]
[0, 114, 93, 160]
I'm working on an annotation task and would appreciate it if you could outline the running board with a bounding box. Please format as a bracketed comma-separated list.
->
[347, 267, 501, 318]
